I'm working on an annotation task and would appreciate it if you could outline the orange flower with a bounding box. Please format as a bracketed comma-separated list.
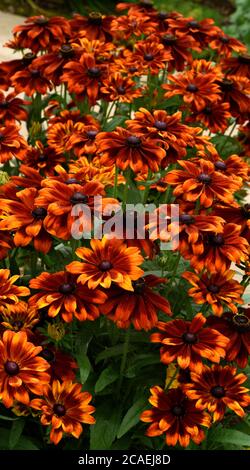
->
[0, 187, 52, 254]
[151, 313, 229, 372]
[39, 345, 78, 382]
[67, 237, 144, 291]
[182, 270, 244, 316]
[127, 40, 172, 75]
[64, 122, 101, 157]
[141, 386, 211, 447]
[62, 53, 108, 105]
[190, 223, 249, 273]
[157, 33, 198, 71]
[0, 124, 28, 163]
[218, 76, 250, 117]
[163, 70, 221, 111]
[12, 16, 71, 53]
[29, 271, 107, 322]
[102, 275, 172, 330]
[207, 311, 250, 369]
[186, 101, 231, 133]
[221, 53, 250, 79]
[70, 12, 114, 41]
[0, 330, 50, 407]
[96, 127, 166, 173]
[110, 13, 157, 40]
[12, 65, 52, 96]
[32, 44, 77, 86]
[100, 73, 143, 103]
[1, 301, 39, 334]
[0, 230, 12, 260]
[30, 380, 95, 445]
[184, 365, 250, 422]
[0, 91, 29, 123]
[165, 159, 237, 208]
[209, 33, 246, 58]
[22, 141, 65, 176]
[167, 17, 220, 47]
[0, 269, 30, 312]
[213, 203, 250, 242]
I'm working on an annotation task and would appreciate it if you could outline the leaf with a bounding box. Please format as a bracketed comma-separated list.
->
[95, 365, 119, 393]
[0, 414, 20, 421]
[95, 344, 137, 364]
[117, 397, 148, 439]
[213, 428, 250, 447]
[103, 115, 127, 132]
[9, 419, 25, 449]
[90, 401, 122, 450]
[77, 352, 92, 385]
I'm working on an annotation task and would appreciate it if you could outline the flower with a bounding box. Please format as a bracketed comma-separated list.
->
[190, 223, 248, 273]
[0, 330, 50, 407]
[184, 365, 250, 421]
[110, 13, 157, 40]
[218, 76, 250, 117]
[0, 91, 29, 123]
[209, 33, 246, 58]
[30, 380, 95, 444]
[62, 53, 108, 105]
[221, 53, 250, 79]
[32, 44, 77, 86]
[39, 346, 78, 381]
[151, 313, 229, 372]
[127, 40, 172, 75]
[67, 237, 144, 291]
[12, 16, 71, 53]
[96, 127, 166, 173]
[186, 101, 231, 133]
[163, 70, 221, 111]
[0, 124, 28, 163]
[22, 141, 65, 176]
[29, 271, 107, 322]
[165, 159, 237, 208]
[102, 275, 172, 330]
[70, 12, 114, 41]
[167, 17, 220, 47]
[158, 33, 198, 71]
[207, 311, 250, 368]
[100, 73, 143, 103]
[140, 386, 211, 447]
[0, 301, 39, 334]
[182, 270, 244, 316]
[0, 269, 30, 312]
[0, 187, 52, 254]
[11, 65, 52, 96]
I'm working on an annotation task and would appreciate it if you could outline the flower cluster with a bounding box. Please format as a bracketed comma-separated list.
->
[0, 1, 249, 450]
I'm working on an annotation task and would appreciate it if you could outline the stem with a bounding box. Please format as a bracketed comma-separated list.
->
[122, 168, 132, 210]
[113, 165, 119, 198]
[165, 367, 178, 391]
[143, 170, 152, 204]
[165, 252, 181, 295]
[118, 328, 130, 393]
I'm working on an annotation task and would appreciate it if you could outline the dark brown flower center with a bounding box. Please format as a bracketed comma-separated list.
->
[88, 67, 101, 78]
[215, 161, 227, 171]
[211, 385, 225, 398]
[154, 120, 167, 131]
[117, 86, 126, 95]
[172, 404, 185, 417]
[70, 192, 88, 205]
[232, 314, 250, 332]
[0, 100, 8, 109]
[31, 207, 47, 219]
[85, 130, 98, 139]
[30, 69, 40, 77]
[221, 79, 234, 91]
[53, 403, 66, 417]
[126, 135, 141, 147]
[242, 204, 250, 219]
[35, 17, 49, 25]
[4, 360, 20, 376]
[99, 260, 112, 271]
[238, 54, 250, 64]
[188, 20, 200, 28]
[132, 278, 146, 294]
[12, 320, 24, 330]
[207, 284, 220, 294]
[203, 105, 212, 115]
[22, 52, 36, 64]
[0, 132, 4, 140]
[158, 11, 170, 20]
[182, 332, 197, 344]
[210, 234, 224, 246]
[144, 53, 154, 61]
[65, 178, 80, 185]
[128, 66, 138, 73]
[88, 12, 103, 25]
[162, 34, 177, 46]
[186, 84, 198, 93]
[198, 173, 212, 184]
[40, 348, 55, 362]
[219, 36, 230, 43]
[38, 153, 48, 161]
[179, 214, 195, 225]
[60, 44, 73, 57]
[59, 283, 76, 295]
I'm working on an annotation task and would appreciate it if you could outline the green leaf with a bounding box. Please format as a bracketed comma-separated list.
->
[103, 115, 127, 132]
[95, 344, 137, 364]
[9, 419, 25, 449]
[90, 401, 122, 450]
[213, 428, 250, 447]
[77, 352, 92, 385]
[117, 397, 148, 439]
[0, 414, 20, 421]
[95, 365, 119, 393]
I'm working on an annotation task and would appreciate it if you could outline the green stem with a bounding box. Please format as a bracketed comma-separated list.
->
[118, 328, 131, 393]
[113, 165, 119, 198]
[143, 170, 152, 204]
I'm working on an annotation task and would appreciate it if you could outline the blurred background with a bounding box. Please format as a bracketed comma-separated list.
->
[0, 0, 249, 49]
